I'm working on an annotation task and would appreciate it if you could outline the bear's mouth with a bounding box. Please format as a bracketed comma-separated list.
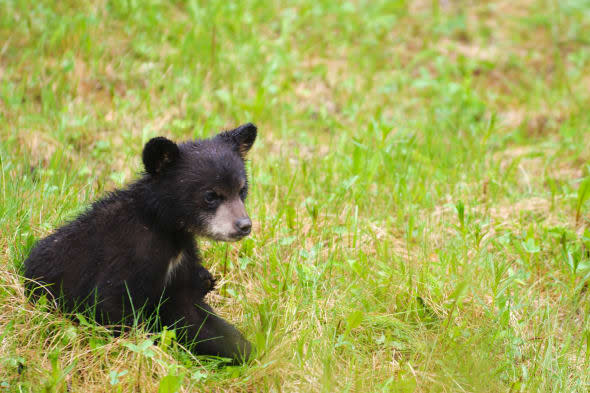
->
[207, 231, 250, 242]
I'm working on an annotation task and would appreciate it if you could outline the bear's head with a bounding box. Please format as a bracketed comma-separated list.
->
[141, 123, 257, 241]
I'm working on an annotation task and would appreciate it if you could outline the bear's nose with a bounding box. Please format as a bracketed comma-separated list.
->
[234, 217, 252, 235]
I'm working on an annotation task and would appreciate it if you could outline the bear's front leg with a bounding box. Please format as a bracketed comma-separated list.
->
[160, 289, 251, 363]
[196, 264, 216, 295]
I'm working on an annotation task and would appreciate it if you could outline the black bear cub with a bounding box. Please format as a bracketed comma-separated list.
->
[24, 123, 257, 362]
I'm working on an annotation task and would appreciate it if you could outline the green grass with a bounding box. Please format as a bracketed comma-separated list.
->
[1, 0, 590, 391]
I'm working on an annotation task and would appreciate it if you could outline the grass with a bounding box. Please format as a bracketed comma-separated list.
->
[1, 0, 590, 391]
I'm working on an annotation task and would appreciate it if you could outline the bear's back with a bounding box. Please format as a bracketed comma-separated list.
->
[23, 190, 178, 311]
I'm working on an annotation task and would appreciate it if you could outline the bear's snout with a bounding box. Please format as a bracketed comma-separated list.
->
[234, 217, 252, 236]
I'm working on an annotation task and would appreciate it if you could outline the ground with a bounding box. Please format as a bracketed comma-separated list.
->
[1, 0, 589, 392]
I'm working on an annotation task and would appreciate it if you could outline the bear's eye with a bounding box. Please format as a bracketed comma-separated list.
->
[239, 186, 247, 200]
[204, 191, 221, 206]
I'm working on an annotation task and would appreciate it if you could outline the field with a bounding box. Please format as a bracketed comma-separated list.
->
[1, 0, 590, 391]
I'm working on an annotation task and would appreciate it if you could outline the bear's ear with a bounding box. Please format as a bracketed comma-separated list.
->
[217, 123, 257, 158]
[142, 137, 180, 175]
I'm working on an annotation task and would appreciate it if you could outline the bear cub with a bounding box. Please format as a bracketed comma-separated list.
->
[24, 123, 257, 362]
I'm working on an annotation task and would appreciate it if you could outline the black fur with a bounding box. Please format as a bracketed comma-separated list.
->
[142, 136, 180, 175]
[23, 124, 257, 362]
[216, 123, 257, 158]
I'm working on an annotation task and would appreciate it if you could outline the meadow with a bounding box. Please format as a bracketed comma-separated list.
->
[1, 0, 590, 391]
